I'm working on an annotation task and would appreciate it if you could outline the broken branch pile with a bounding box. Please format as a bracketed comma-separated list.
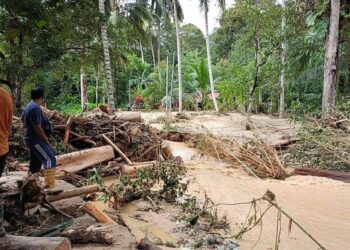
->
[190, 134, 288, 179]
[287, 117, 350, 171]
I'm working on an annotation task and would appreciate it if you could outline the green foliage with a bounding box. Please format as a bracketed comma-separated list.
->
[181, 23, 206, 55]
[98, 162, 189, 208]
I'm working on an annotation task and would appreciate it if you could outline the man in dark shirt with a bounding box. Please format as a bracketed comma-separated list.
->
[22, 87, 56, 188]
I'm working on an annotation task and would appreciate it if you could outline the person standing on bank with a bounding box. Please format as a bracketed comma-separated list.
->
[0, 86, 13, 237]
[22, 87, 56, 189]
[0, 87, 13, 177]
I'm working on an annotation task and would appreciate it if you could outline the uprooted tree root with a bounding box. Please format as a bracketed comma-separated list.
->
[189, 134, 288, 179]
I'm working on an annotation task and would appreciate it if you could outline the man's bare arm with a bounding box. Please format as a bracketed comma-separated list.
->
[33, 124, 53, 149]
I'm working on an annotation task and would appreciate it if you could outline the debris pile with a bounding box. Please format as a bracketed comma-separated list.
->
[9, 109, 168, 165]
[287, 117, 350, 171]
[190, 134, 288, 179]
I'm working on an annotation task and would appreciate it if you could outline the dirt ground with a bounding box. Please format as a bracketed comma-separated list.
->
[133, 111, 350, 250]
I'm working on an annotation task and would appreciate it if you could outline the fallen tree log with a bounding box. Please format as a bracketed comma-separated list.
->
[114, 112, 141, 122]
[20, 146, 115, 173]
[57, 146, 114, 173]
[292, 168, 350, 183]
[80, 202, 117, 224]
[60, 226, 113, 245]
[47, 185, 100, 202]
[0, 235, 72, 250]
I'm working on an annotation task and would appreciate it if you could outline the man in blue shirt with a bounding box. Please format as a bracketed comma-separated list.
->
[22, 87, 56, 188]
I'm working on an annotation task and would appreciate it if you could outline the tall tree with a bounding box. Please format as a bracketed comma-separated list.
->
[322, 0, 340, 116]
[80, 66, 88, 111]
[279, 0, 286, 118]
[200, 0, 224, 112]
[172, 0, 184, 112]
[99, 0, 115, 109]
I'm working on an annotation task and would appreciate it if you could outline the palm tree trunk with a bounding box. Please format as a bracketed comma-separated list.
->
[173, 0, 183, 112]
[157, 21, 162, 80]
[151, 38, 156, 68]
[80, 66, 88, 112]
[279, 0, 286, 118]
[99, 0, 115, 110]
[204, 7, 219, 112]
[170, 51, 176, 114]
[322, 0, 340, 117]
[166, 51, 169, 114]
[139, 40, 144, 63]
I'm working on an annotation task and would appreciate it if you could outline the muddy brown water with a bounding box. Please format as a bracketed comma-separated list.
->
[98, 112, 349, 249]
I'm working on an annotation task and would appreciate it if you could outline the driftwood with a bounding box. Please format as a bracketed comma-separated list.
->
[114, 112, 141, 122]
[101, 134, 132, 164]
[0, 235, 72, 250]
[292, 168, 350, 183]
[57, 146, 114, 173]
[20, 146, 115, 173]
[80, 202, 117, 224]
[47, 185, 100, 202]
[137, 238, 162, 250]
[60, 226, 113, 245]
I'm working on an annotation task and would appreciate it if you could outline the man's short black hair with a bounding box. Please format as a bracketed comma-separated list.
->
[31, 87, 44, 100]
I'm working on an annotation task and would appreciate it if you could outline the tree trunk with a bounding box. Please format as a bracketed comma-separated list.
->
[94, 66, 99, 108]
[204, 8, 219, 112]
[279, 0, 286, 118]
[173, 0, 183, 112]
[139, 40, 144, 63]
[157, 21, 162, 83]
[80, 202, 117, 224]
[80, 66, 88, 112]
[166, 51, 169, 114]
[99, 0, 115, 110]
[170, 51, 176, 113]
[322, 0, 340, 117]
[247, 37, 261, 113]
[47, 185, 100, 203]
[151, 38, 156, 68]
[11, 82, 23, 114]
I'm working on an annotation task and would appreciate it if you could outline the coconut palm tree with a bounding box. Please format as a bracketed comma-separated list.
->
[199, 0, 225, 112]
[99, 0, 115, 109]
[172, 0, 184, 112]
